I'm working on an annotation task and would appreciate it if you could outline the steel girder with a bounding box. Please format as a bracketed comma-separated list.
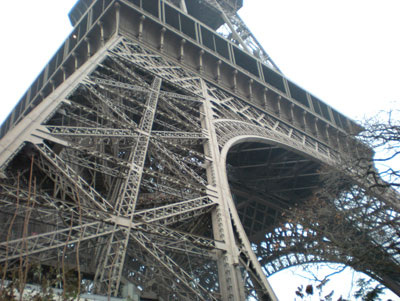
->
[223, 140, 400, 295]
[1, 31, 399, 300]
[164, 0, 280, 71]
[0, 37, 277, 300]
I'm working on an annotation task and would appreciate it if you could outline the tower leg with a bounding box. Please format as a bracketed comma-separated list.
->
[200, 80, 277, 300]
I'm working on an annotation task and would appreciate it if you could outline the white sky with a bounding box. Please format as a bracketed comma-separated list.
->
[240, 0, 400, 120]
[0, 0, 399, 300]
[0, 0, 399, 123]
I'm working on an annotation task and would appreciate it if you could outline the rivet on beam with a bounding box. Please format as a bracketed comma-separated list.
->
[179, 39, 186, 62]
[159, 27, 166, 52]
[138, 15, 146, 41]
[215, 60, 222, 83]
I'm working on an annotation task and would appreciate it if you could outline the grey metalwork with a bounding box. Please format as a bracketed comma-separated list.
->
[0, 0, 399, 300]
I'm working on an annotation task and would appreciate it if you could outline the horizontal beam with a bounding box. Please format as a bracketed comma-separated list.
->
[0, 221, 116, 263]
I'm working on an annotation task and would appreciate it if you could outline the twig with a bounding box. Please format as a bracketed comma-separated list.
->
[1, 172, 21, 291]
[19, 155, 35, 300]
[75, 183, 83, 300]
[62, 212, 75, 300]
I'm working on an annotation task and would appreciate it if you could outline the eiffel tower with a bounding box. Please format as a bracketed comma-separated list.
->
[1, 0, 399, 300]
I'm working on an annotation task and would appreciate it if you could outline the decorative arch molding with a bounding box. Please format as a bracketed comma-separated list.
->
[217, 128, 400, 293]
[216, 128, 329, 276]
[215, 119, 336, 166]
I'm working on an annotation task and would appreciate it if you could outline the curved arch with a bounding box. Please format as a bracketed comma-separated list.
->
[217, 133, 400, 294]
[214, 119, 337, 165]
[219, 134, 327, 271]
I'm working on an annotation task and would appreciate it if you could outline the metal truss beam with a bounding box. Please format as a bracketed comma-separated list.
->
[192, 0, 280, 71]
[152, 131, 207, 139]
[61, 152, 126, 178]
[141, 178, 201, 199]
[136, 223, 218, 250]
[85, 83, 138, 129]
[35, 143, 114, 214]
[95, 77, 162, 296]
[63, 143, 131, 170]
[0, 4, 398, 300]
[132, 196, 216, 225]
[0, 188, 85, 227]
[129, 230, 218, 301]
[228, 186, 278, 299]
[0, 221, 115, 263]
[151, 140, 207, 186]
[132, 231, 215, 258]
[123, 242, 214, 299]
[46, 126, 136, 138]
[66, 100, 129, 129]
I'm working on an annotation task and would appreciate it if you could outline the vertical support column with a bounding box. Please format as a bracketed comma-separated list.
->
[248, 79, 254, 101]
[200, 80, 246, 301]
[98, 21, 105, 45]
[263, 87, 268, 111]
[218, 146, 278, 300]
[84, 37, 91, 58]
[115, 2, 120, 32]
[159, 27, 166, 52]
[180, 0, 188, 12]
[216, 60, 222, 83]
[94, 77, 162, 296]
[179, 39, 186, 62]
[313, 117, 319, 138]
[198, 50, 205, 73]
[276, 95, 282, 117]
[138, 15, 146, 41]
[232, 70, 238, 93]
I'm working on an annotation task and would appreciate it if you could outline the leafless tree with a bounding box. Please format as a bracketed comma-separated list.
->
[282, 110, 400, 297]
[0, 154, 85, 300]
[345, 110, 400, 194]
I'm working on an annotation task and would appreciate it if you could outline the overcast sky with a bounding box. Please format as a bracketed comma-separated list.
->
[0, 0, 399, 123]
[242, 2, 399, 299]
[240, 0, 400, 120]
[0, 0, 399, 299]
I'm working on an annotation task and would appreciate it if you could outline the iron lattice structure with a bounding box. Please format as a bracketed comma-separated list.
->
[0, 0, 399, 300]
